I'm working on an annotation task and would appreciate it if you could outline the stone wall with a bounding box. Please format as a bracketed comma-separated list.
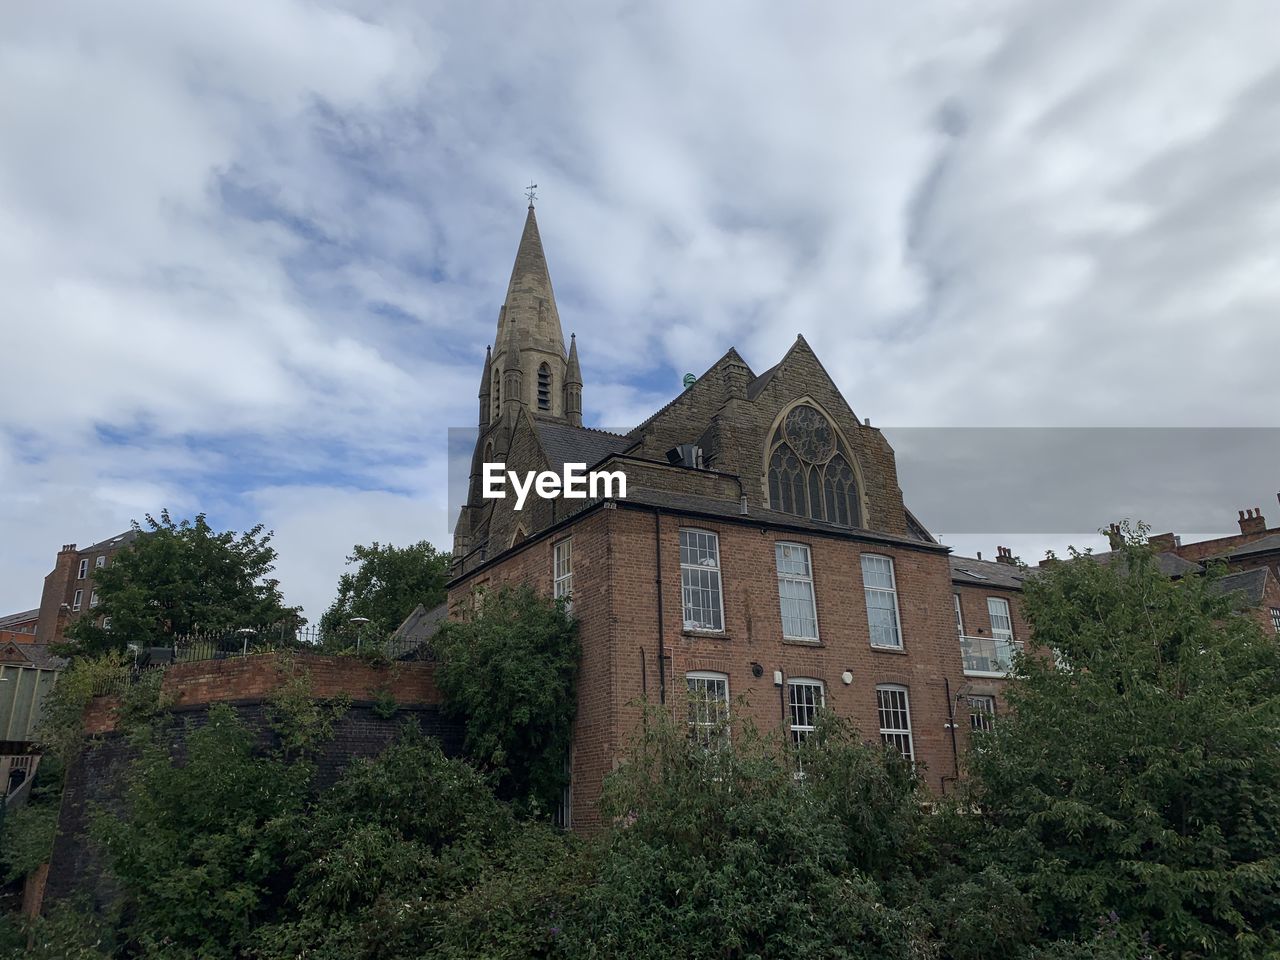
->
[44, 653, 461, 911]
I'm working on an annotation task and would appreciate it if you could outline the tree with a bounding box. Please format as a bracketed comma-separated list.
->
[65, 511, 300, 654]
[961, 528, 1280, 957]
[433, 586, 578, 814]
[560, 711, 928, 959]
[318, 541, 450, 643]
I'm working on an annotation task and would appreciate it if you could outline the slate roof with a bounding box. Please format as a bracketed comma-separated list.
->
[950, 556, 1028, 590]
[0, 609, 39, 630]
[535, 422, 633, 472]
[390, 602, 448, 660]
[621, 487, 949, 552]
[1209, 567, 1271, 610]
[1222, 533, 1280, 559]
[0, 642, 66, 670]
[1092, 549, 1203, 578]
[81, 529, 141, 554]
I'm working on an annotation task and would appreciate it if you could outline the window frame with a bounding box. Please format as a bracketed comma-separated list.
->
[72, 589, 83, 612]
[775, 541, 819, 641]
[553, 538, 574, 612]
[1270, 607, 1280, 634]
[876, 683, 914, 762]
[89, 590, 99, 609]
[686, 670, 730, 744]
[77, 559, 88, 580]
[968, 694, 996, 732]
[953, 593, 964, 635]
[787, 677, 824, 745]
[95, 555, 105, 570]
[987, 596, 1014, 642]
[679, 528, 725, 633]
[861, 554, 903, 649]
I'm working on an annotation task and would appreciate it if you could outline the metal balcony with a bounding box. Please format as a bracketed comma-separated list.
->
[959, 635, 1023, 677]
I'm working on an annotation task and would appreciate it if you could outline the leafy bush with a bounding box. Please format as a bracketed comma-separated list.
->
[961, 530, 1280, 957]
[433, 586, 579, 814]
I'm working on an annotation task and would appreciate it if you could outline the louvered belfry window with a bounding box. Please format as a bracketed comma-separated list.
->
[537, 363, 552, 410]
[767, 404, 860, 526]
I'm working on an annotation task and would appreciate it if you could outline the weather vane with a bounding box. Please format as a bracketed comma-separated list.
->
[525, 181, 538, 205]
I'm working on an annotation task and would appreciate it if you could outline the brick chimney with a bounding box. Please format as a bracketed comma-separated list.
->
[1106, 523, 1124, 550]
[36, 543, 80, 645]
[995, 546, 1015, 565]
[1238, 507, 1266, 536]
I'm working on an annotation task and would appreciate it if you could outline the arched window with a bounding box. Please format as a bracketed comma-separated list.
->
[766, 404, 861, 527]
[537, 363, 552, 410]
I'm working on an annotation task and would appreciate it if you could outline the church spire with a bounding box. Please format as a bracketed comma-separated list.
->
[489, 202, 576, 423]
[477, 344, 492, 428]
[565, 333, 583, 427]
[495, 204, 566, 357]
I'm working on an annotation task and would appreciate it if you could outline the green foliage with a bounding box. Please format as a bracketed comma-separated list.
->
[65, 510, 301, 654]
[434, 586, 579, 814]
[960, 526, 1280, 958]
[563, 710, 928, 959]
[370, 686, 399, 720]
[255, 726, 577, 960]
[0, 802, 57, 884]
[319, 540, 450, 642]
[33, 652, 131, 764]
[94, 704, 312, 958]
[0, 903, 112, 959]
[265, 661, 350, 758]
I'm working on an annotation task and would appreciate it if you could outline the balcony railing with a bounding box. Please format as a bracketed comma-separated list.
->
[959, 635, 1024, 676]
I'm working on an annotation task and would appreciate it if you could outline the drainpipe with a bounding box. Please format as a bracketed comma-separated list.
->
[654, 509, 667, 705]
[943, 677, 961, 794]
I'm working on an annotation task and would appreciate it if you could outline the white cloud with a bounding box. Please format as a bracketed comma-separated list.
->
[3, 0, 1278, 616]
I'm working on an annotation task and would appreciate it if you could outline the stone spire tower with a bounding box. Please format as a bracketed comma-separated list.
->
[565, 333, 583, 427]
[489, 203, 574, 422]
[477, 344, 492, 428]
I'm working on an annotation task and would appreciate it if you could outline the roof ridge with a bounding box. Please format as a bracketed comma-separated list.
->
[627, 345, 758, 437]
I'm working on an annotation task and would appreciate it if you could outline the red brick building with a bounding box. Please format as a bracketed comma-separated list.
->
[33, 530, 138, 645]
[449, 206, 1024, 830]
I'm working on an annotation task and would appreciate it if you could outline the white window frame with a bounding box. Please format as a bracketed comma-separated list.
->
[876, 684, 914, 762]
[679, 529, 724, 632]
[1270, 607, 1280, 634]
[968, 694, 996, 732]
[101, 616, 112, 630]
[686, 671, 730, 744]
[775, 542, 818, 641]
[553, 538, 573, 612]
[95, 555, 105, 569]
[987, 597, 1014, 642]
[788, 677, 824, 745]
[77, 559, 88, 580]
[953, 594, 964, 635]
[89, 590, 99, 609]
[861, 554, 903, 649]
[72, 589, 83, 612]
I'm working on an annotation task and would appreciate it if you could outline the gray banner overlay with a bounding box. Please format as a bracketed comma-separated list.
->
[448, 427, 1280, 539]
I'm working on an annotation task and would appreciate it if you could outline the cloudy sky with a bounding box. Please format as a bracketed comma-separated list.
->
[3, 0, 1278, 622]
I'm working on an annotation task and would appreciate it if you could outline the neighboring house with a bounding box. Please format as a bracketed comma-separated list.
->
[1, 638, 64, 805]
[1113, 509, 1280, 636]
[389, 602, 448, 659]
[949, 549, 1031, 730]
[449, 204, 1007, 830]
[0, 607, 40, 646]
[34, 530, 139, 645]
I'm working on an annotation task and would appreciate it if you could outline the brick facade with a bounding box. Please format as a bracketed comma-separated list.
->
[35, 531, 138, 645]
[447, 208, 1028, 832]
